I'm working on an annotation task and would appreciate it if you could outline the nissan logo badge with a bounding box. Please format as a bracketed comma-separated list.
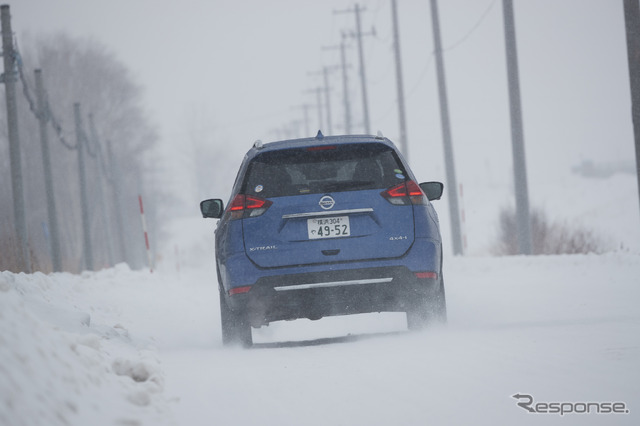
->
[319, 195, 335, 210]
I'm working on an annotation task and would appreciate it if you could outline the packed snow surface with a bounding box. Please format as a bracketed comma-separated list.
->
[1, 240, 639, 425]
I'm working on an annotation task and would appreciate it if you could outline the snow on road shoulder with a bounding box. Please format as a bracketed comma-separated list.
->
[165, 252, 640, 426]
[0, 265, 176, 426]
[2, 251, 639, 425]
[445, 252, 640, 328]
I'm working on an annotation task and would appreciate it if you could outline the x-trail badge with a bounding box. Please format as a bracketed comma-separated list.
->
[319, 195, 335, 210]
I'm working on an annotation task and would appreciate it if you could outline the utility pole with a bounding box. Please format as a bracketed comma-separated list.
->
[34, 69, 62, 272]
[323, 35, 352, 134]
[503, 0, 532, 255]
[391, 0, 409, 160]
[322, 67, 333, 135]
[340, 34, 352, 134]
[429, 0, 464, 256]
[305, 87, 324, 131]
[1, 5, 31, 272]
[302, 105, 310, 137]
[354, 3, 371, 134]
[88, 113, 115, 267]
[310, 66, 339, 135]
[336, 4, 374, 134]
[289, 119, 304, 138]
[302, 105, 311, 137]
[292, 104, 311, 136]
[107, 139, 127, 264]
[623, 0, 640, 218]
[316, 87, 323, 132]
[74, 103, 93, 270]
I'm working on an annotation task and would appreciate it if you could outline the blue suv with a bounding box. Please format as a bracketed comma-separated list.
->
[200, 133, 446, 347]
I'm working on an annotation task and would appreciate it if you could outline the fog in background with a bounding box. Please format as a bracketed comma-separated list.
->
[9, 0, 639, 256]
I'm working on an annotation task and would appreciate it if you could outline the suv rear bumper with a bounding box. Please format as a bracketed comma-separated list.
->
[220, 236, 441, 290]
[225, 266, 440, 327]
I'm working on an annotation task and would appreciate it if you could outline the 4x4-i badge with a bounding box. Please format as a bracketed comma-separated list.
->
[319, 195, 335, 210]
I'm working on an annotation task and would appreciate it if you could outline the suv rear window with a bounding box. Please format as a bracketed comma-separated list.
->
[242, 143, 405, 198]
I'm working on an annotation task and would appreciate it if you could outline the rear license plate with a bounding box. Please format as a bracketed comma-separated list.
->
[307, 216, 351, 239]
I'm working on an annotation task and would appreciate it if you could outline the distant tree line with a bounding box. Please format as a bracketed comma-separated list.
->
[0, 33, 165, 273]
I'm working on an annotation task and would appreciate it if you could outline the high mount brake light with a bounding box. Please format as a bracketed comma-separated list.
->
[381, 180, 427, 205]
[307, 145, 336, 151]
[229, 194, 272, 219]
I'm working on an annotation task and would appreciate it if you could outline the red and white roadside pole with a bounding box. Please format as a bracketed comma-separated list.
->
[138, 195, 153, 273]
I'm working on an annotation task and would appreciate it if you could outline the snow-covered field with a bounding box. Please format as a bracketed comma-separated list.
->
[2, 229, 639, 425]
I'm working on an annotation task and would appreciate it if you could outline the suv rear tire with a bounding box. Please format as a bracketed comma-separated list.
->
[219, 287, 252, 347]
[406, 277, 447, 330]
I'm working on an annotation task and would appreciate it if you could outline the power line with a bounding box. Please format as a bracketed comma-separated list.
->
[323, 35, 353, 134]
[336, 3, 374, 134]
[47, 104, 77, 150]
[442, 0, 498, 53]
[376, 0, 497, 113]
[13, 37, 77, 151]
[14, 43, 41, 120]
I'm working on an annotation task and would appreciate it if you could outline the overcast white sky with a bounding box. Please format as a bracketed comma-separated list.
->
[9, 0, 639, 251]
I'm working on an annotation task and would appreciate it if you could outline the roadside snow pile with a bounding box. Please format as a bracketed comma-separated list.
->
[2, 246, 639, 426]
[0, 265, 175, 426]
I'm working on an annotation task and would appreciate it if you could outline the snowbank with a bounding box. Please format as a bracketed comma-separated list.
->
[1, 249, 639, 425]
[0, 265, 174, 426]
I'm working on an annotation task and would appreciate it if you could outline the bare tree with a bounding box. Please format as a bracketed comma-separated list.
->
[0, 32, 161, 272]
[493, 206, 606, 255]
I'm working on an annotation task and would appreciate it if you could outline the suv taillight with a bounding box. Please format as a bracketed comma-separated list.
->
[229, 194, 273, 219]
[381, 180, 427, 205]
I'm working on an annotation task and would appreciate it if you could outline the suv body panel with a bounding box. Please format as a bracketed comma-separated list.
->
[242, 190, 415, 268]
[207, 135, 443, 328]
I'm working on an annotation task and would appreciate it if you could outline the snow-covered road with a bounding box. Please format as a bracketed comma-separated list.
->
[160, 254, 640, 426]
[4, 249, 637, 425]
